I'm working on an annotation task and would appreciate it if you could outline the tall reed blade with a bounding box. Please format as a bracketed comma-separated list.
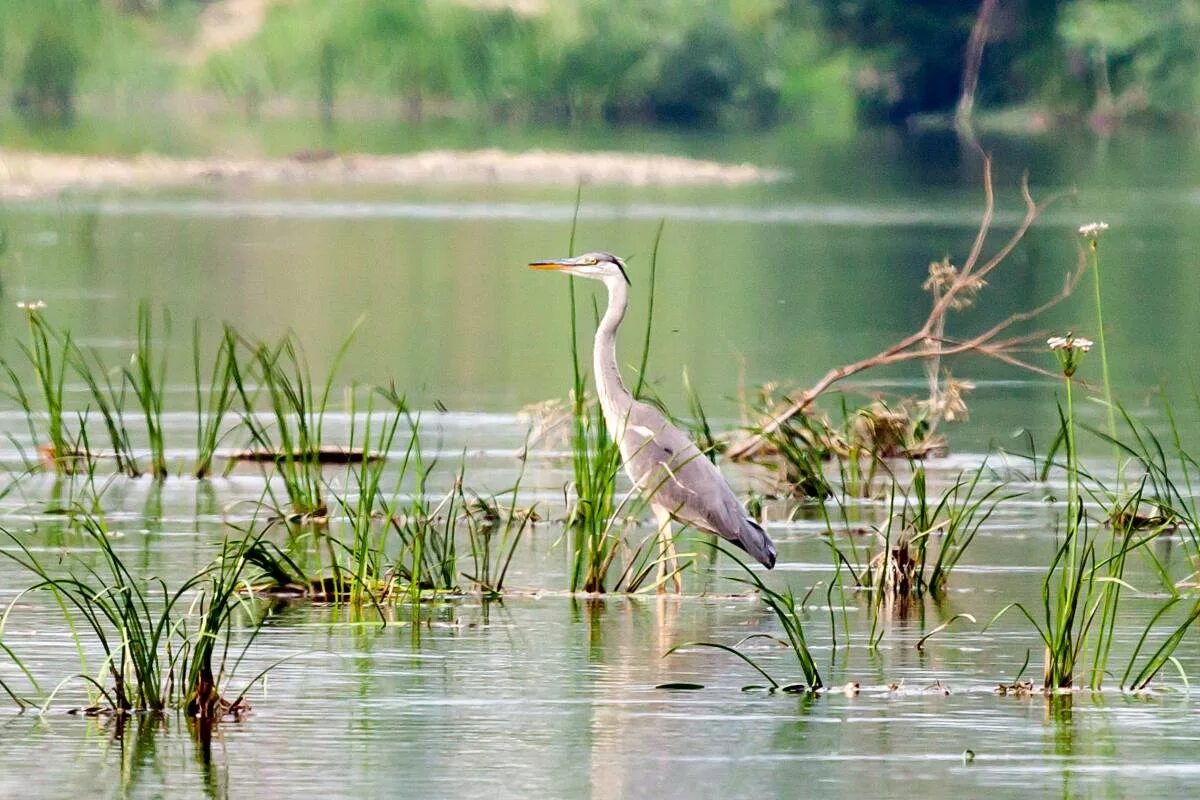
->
[193, 323, 239, 479]
[66, 340, 140, 477]
[125, 302, 170, 479]
[668, 542, 822, 691]
[4, 304, 72, 472]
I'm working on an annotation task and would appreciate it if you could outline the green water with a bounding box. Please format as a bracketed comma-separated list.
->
[4, 124, 1200, 444]
[2, 121, 1200, 797]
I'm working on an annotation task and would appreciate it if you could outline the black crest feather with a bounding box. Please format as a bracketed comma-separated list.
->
[596, 252, 631, 285]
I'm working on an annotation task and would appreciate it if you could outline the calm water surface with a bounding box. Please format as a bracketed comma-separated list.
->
[1, 122, 1200, 798]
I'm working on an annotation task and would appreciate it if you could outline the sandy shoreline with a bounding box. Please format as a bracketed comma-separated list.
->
[0, 148, 785, 199]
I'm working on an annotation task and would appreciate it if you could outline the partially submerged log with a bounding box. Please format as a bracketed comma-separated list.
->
[225, 447, 381, 465]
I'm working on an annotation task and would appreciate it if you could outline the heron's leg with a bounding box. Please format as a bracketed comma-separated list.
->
[667, 533, 682, 594]
[652, 505, 683, 594]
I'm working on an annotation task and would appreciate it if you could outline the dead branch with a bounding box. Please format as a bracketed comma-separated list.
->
[956, 0, 1000, 130]
[728, 157, 1080, 461]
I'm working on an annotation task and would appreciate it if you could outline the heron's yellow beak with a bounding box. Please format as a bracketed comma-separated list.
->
[528, 259, 574, 271]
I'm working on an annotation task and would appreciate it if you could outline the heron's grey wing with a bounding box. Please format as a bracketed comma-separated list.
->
[618, 401, 776, 568]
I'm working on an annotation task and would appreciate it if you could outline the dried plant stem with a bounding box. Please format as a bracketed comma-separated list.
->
[729, 158, 1078, 461]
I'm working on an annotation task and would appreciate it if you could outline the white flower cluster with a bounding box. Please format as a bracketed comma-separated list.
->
[15, 300, 47, 310]
[1078, 222, 1109, 238]
[1049, 333, 1093, 377]
[1047, 334, 1093, 353]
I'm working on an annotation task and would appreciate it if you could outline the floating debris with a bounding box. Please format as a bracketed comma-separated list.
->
[995, 680, 1035, 697]
[1110, 502, 1179, 532]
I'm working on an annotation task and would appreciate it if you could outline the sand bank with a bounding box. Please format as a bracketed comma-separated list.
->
[0, 147, 785, 198]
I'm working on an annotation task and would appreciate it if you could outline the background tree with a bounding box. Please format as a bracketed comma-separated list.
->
[810, 0, 1064, 121]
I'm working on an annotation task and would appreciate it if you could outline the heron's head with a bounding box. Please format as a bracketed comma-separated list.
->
[528, 252, 630, 286]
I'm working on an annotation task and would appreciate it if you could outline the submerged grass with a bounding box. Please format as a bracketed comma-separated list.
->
[229, 325, 362, 516]
[811, 458, 1008, 653]
[666, 543, 822, 692]
[0, 510, 266, 717]
[0, 306, 242, 480]
[988, 347, 1094, 691]
[66, 337, 140, 478]
[388, 454, 463, 600]
[126, 303, 170, 480]
[566, 395, 622, 593]
[1082, 391, 1200, 689]
[4, 303, 71, 472]
[1091, 395, 1200, 567]
[462, 446, 536, 597]
[239, 391, 534, 604]
[861, 461, 1010, 602]
[985, 338, 1195, 692]
[339, 392, 407, 605]
[192, 323, 239, 480]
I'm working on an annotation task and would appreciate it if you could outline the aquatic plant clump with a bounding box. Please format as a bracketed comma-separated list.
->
[0, 513, 267, 719]
[860, 462, 1010, 603]
[666, 543, 822, 692]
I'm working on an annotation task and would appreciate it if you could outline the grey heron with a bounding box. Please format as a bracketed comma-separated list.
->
[529, 252, 777, 592]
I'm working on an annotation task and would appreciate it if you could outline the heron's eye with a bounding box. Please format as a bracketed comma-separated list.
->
[586, 258, 599, 265]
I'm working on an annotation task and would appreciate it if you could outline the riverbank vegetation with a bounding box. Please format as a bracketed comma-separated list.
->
[5, 1, 1200, 132]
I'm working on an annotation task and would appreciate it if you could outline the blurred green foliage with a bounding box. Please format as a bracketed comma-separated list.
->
[1058, 0, 1200, 117]
[15, 22, 82, 120]
[199, 0, 850, 128]
[810, 0, 1053, 121]
[0, 0, 198, 116]
[1, 0, 1200, 129]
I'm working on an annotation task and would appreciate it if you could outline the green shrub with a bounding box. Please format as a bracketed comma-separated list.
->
[14, 23, 81, 119]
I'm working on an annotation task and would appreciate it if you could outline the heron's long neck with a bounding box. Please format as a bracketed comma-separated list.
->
[593, 278, 633, 432]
